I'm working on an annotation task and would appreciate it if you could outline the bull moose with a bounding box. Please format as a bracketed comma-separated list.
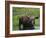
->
[19, 16, 39, 30]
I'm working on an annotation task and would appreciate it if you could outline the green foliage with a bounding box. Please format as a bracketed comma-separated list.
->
[12, 7, 40, 31]
[12, 15, 19, 30]
[35, 19, 40, 30]
[13, 7, 40, 16]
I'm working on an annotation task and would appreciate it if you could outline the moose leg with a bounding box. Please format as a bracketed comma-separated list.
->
[19, 18, 23, 30]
